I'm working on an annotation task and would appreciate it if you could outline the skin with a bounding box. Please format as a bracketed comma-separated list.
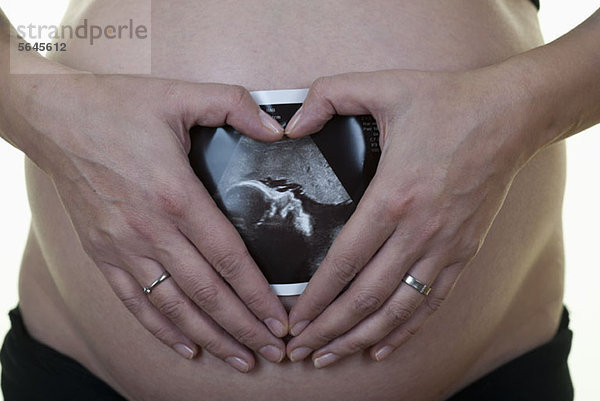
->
[282, 67, 565, 366]
[283, 69, 530, 365]
[0, 1, 597, 400]
[284, 9, 600, 367]
[1, 10, 290, 371]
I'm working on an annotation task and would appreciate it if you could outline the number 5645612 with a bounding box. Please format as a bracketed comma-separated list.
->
[17, 42, 66, 52]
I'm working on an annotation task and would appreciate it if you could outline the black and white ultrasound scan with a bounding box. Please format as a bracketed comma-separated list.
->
[188, 89, 381, 295]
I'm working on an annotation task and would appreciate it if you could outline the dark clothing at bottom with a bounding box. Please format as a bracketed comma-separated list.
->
[447, 307, 573, 401]
[1, 306, 573, 401]
[1, 307, 125, 401]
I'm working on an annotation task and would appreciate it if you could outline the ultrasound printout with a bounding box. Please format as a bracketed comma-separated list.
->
[188, 89, 381, 295]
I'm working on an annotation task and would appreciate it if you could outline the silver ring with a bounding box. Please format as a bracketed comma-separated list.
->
[402, 273, 432, 296]
[143, 272, 171, 294]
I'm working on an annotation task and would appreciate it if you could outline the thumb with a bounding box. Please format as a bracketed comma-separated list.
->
[165, 82, 284, 142]
[285, 72, 387, 138]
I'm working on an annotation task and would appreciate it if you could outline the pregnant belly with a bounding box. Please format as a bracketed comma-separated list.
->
[20, 1, 567, 400]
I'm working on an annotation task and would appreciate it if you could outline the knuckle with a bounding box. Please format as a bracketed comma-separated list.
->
[162, 81, 186, 113]
[232, 324, 260, 346]
[242, 287, 268, 313]
[120, 292, 145, 316]
[164, 80, 182, 98]
[384, 303, 414, 326]
[376, 191, 412, 223]
[228, 85, 248, 107]
[452, 239, 480, 264]
[310, 76, 337, 115]
[87, 222, 121, 250]
[198, 336, 223, 356]
[307, 75, 340, 119]
[157, 297, 187, 321]
[305, 293, 331, 314]
[124, 213, 155, 241]
[313, 331, 337, 345]
[329, 255, 361, 285]
[404, 325, 419, 339]
[419, 215, 444, 242]
[447, 231, 481, 258]
[148, 325, 175, 343]
[345, 337, 371, 354]
[312, 76, 332, 96]
[155, 186, 189, 218]
[426, 294, 445, 312]
[212, 250, 249, 281]
[405, 295, 423, 310]
[189, 282, 220, 312]
[352, 291, 384, 315]
[311, 325, 343, 345]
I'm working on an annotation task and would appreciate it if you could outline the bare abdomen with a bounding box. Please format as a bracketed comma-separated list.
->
[19, 1, 566, 400]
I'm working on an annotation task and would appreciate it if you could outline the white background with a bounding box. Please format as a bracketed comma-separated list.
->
[0, 1, 599, 400]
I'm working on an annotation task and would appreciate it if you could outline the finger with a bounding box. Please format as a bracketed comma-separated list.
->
[369, 262, 462, 362]
[113, 255, 266, 372]
[155, 234, 286, 364]
[287, 179, 397, 337]
[287, 249, 437, 363]
[177, 180, 289, 338]
[285, 233, 419, 361]
[100, 263, 198, 360]
[306, 258, 442, 368]
[146, 277, 262, 372]
[162, 81, 284, 142]
[285, 71, 390, 138]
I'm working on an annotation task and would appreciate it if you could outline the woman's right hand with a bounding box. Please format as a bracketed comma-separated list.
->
[11, 73, 289, 372]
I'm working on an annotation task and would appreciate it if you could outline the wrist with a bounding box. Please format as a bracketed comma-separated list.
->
[479, 52, 566, 170]
[493, 12, 600, 158]
[0, 54, 93, 169]
[452, 61, 546, 177]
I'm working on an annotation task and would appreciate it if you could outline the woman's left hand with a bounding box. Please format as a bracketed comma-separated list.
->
[283, 67, 540, 367]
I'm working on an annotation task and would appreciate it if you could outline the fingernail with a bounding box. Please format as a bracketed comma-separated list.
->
[259, 345, 284, 363]
[289, 346, 312, 362]
[313, 352, 339, 369]
[285, 106, 303, 135]
[173, 343, 195, 360]
[259, 109, 283, 136]
[225, 356, 250, 373]
[290, 320, 310, 336]
[374, 345, 395, 362]
[264, 318, 287, 337]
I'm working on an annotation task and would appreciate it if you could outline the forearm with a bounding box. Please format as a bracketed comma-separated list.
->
[0, 7, 85, 162]
[502, 8, 600, 155]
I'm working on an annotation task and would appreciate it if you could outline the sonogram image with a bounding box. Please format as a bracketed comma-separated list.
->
[188, 97, 381, 290]
[215, 135, 355, 284]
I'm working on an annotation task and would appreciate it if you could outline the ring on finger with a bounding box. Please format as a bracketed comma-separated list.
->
[143, 271, 171, 294]
[402, 273, 432, 295]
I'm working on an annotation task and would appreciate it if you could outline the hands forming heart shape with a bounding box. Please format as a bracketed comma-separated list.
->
[33, 67, 531, 373]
